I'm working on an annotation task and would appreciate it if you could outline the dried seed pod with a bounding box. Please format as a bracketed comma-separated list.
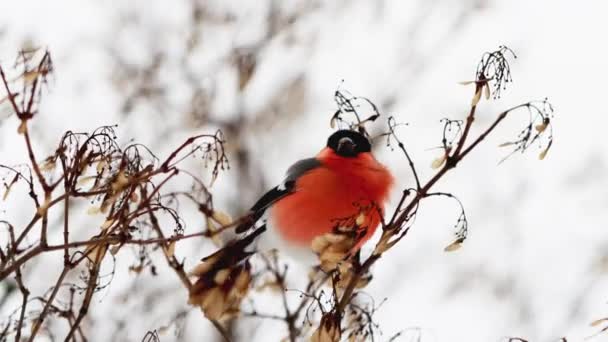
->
[444, 238, 464, 252]
[188, 253, 220, 277]
[311, 313, 341, 342]
[431, 154, 447, 169]
[189, 261, 252, 321]
[100, 218, 114, 230]
[212, 210, 233, 226]
[324, 233, 347, 244]
[312, 235, 331, 253]
[535, 123, 547, 133]
[214, 269, 231, 285]
[471, 86, 483, 106]
[200, 287, 227, 320]
[111, 171, 130, 192]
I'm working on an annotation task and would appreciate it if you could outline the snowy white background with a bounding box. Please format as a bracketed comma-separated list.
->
[1, 0, 608, 341]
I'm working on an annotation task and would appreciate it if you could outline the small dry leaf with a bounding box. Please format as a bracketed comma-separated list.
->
[431, 154, 446, 169]
[30, 321, 39, 335]
[324, 233, 347, 244]
[22, 70, 40, 84]
[311, 315, 341, 342]
[2, 174, 18, 201]
[40, 159, 56, 172]
[129, 265, 144, 274]
[189, 254, 219, 277]
[374, 234, 394, 255]
[535, 123, 547, 133]
[165, 241, 176, 258]
[234, 268, 251, 291]
[212, 210, 232, 226]
[311, 235, 331, 253]
[255, 279, 282, 292]
[226, 270, 251, 301]
[88, 244, 108, 265]
[79, 161, 89, 174]
[200, 287, 227, 320]
[320, 249, 345, 264]
[109, 245, 122, 255]
[498, 142, 516, 148]
[111, 171, 130, 192]
[539, 140, 553, 161]
[590, 318, 608, 327]
[471, 87, 482, 106]
[444, 239, 463, 252]
[96, 160, 107, 173]
[2, 187, 11, 201]
[205, 218, 223, 247]
[100, 195, 119, 213]
[157, 325, 170, 335]
[77, 175, 96, 186]
[355, 213, 366, 226]
[214, 269, 231, 285]
[87, 206, 101, 215]
[458, 80, 475, 85]
[100, 219, 114, 230]
[17, 121, 26, 135]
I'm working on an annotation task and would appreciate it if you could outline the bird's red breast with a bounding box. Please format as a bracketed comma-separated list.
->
[269, 147, 393, 250]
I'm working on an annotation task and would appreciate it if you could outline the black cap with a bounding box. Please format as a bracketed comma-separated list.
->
[326, 130, 372, 157]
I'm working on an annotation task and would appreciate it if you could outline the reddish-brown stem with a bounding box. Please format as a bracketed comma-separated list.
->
[14, 267, 29, 342]
[28, 268, 69, 342]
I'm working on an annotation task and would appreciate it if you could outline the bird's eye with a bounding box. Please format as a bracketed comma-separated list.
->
[337, 137, 356, 156]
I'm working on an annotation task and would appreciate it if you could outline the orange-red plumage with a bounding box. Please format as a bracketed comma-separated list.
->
[270, 147, 393, 250]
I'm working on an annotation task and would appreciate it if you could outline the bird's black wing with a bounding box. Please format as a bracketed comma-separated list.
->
[235, 158, 321, 233]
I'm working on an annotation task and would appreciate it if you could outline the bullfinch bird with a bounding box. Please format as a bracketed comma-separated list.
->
[236, 129, 394, 264]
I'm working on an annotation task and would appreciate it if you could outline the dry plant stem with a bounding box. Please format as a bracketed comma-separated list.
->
[0, 175, 237, 281]
[263, 254, 299, 342]
[22, 122, 48, 192]
[336, 83, 509, 313]
[0, 66, 21, 115]
[64, 251, 104, 341]
[210, 320, 232, 342]
[147, 208, 192, 291]
[0, 220, 240, 281]
[11, 190, 103, 251]
[63, 180, 70, 266]
[451, 83, 481, 158]
[387, 121, 421, 191]
[145, 189, 231, 341]
[28, 267, 69, 341]
[14, 268, 29, 342]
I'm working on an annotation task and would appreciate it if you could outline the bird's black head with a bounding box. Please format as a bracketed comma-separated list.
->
[326, 130, 372, 157]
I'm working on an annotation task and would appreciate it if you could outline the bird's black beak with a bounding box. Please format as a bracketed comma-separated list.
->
[337, 137, 356, 157]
